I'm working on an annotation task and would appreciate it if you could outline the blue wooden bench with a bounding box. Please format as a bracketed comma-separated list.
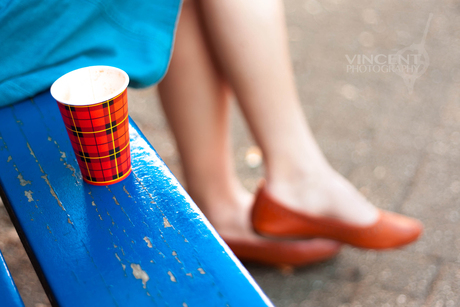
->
[0, 91, 273, 306]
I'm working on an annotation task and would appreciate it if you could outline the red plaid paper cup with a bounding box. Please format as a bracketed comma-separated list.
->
[51, 66, 131, 186]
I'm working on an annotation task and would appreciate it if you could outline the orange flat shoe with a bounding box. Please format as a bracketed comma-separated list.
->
[251, 184, 423, 250]
[222, 236, 342, 267]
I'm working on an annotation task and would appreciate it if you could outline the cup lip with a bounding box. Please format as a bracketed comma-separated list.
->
[50, 65, 129, 106]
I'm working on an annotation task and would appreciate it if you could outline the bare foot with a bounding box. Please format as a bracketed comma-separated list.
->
[199, 187, 263, 242]
[266, 166, 380, 226]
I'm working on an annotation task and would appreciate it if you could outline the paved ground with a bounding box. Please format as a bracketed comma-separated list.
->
[1, 0, 460, 306]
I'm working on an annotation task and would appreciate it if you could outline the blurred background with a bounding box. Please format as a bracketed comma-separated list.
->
[1, 0, 460, 306]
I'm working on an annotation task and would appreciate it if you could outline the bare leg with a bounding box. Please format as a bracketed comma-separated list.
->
[158, 0, 256, 239]
[196, 0, 379, 225]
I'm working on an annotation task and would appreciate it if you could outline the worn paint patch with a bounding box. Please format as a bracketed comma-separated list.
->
[114, 254, 126, 274]
[26, 142, 38, 162]
[106, 211, 115, 226]
[167, 271, 177, 282]
[123, 186, 132, 198]
[25, 143, 66, 211]
[143, 237, 153, 248]
[131, 263, 149, 288]
[24, 190, 34, 202]
[163, 217, 172, 228]
[10, 158, 31, 186]
[197, 268, 206, 275]
[172, 251, 181, 263]
[65, 164, 76, 178]
[0, 134, 7, 150]
[120, 206, 134, 225]
[41, 174, 64, 210]
[112, 195, 120, 205]
[115, 253, 126, 272]
[18, 174, 31, 186]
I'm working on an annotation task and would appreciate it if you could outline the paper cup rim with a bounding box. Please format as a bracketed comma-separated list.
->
[50, 65, 129, 106]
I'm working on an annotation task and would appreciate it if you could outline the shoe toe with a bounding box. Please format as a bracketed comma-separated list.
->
[379, 211, 423, 248]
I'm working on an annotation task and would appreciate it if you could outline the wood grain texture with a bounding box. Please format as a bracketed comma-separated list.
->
[0, 91, 273, 307]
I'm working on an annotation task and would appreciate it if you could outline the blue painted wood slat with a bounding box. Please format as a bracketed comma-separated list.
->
[0, 250, 25, 307]
[0, 91, 273, 307]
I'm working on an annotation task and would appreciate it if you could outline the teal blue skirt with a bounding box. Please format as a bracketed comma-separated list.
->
[0, 0, 182, 106]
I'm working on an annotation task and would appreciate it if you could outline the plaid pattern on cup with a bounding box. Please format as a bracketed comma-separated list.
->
[56, 89, 131, 185]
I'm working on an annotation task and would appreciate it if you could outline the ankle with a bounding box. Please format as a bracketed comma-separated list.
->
[197, 191, 254, 237]
[188, 182, 252, 218]
[266, 158, 332, 192]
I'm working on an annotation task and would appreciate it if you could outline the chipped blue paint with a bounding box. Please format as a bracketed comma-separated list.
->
[0, 91, 273, 307]
[0, 250, 25, 307]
